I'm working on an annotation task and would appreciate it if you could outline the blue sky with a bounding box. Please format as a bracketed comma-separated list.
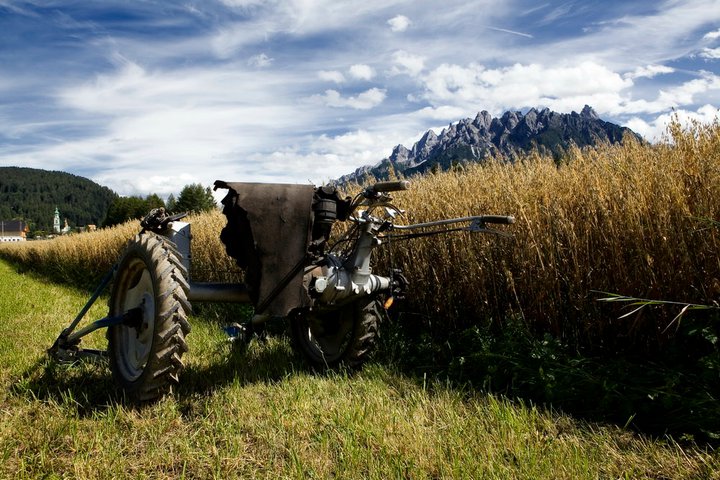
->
[0, 0, 718, 197]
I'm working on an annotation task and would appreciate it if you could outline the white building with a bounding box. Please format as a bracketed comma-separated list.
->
[0, 220, 29, 242]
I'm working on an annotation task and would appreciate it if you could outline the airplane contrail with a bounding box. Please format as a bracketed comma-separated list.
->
[485, 26, 534, 38]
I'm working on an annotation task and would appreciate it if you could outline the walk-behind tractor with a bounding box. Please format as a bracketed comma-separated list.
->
[49, 180, 514, 401]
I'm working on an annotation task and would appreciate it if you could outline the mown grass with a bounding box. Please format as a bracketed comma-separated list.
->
[1, 258, 718, 479]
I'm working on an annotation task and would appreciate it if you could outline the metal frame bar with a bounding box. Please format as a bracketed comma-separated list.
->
[64, 308, 143, 344]
[59, 265, 116, 340]
[188, 282, 252, 303]
[392, 215, 493, 231]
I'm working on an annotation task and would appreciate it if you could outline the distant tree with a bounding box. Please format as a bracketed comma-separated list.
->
[104, 196, 145, 227]
[0, 205, 12, 219]
[166, 193, 177, 213]
[103, 194, 165, 227]
[174, 183, 216, 214]
[145, 193, 165, 211]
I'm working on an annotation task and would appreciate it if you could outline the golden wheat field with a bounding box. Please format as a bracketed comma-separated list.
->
[1, 120, 718, 348]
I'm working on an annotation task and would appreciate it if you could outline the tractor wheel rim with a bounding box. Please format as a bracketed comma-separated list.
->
[118, 264, 155, 381]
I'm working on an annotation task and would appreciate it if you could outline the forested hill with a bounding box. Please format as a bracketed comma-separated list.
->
[0, 167, 117, 233]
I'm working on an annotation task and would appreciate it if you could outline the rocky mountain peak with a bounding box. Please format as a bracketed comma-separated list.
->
[500, 110, 521, 130]
[337, 106, 639, 184]
[389, 144, 411, 164]
[473, 111, 493, 130]
[580, 104, 599, 120]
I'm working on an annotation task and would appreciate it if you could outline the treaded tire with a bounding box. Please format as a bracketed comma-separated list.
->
[290, 299, 384, 369]
[107, 233, 191, 402]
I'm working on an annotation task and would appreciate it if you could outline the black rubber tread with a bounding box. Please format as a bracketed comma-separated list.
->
[107, 233, 191, 402]
[290, 298, 384, 369]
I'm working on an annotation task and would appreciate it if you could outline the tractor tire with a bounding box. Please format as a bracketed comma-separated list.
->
[107, 233, 191, 402]
[290, 299, 384, 369]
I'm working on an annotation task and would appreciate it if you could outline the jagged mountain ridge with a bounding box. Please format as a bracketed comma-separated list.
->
[339, 105, 639, 183]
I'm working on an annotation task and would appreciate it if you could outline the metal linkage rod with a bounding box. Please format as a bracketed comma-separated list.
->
[57, 264, 116, 341]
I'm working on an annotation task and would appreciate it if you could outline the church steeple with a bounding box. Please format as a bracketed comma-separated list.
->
[53, 207, 61, 234]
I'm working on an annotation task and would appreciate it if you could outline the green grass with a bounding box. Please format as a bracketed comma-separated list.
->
[0, 258, 718, 479]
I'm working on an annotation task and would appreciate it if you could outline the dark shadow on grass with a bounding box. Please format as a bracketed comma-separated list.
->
[11, 356, 119, 416]
[377, 310, 720, 446]
[10, 334, 311, 417]
[18, 305, 714, 446]
[178, 336, 305, 397]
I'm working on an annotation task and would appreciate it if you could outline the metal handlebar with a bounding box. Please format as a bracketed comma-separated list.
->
[365, 180, 411, 195]
[476, 215, 515, 225]
[392, 215, 514, 231]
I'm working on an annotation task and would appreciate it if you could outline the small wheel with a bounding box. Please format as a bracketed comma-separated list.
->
[290, 299, 384, 368]
[107, 233, 191, 402]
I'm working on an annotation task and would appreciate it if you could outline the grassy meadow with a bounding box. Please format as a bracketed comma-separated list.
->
[0, 258, 718, 479]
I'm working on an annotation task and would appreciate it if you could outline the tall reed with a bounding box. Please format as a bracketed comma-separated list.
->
[384, 119, 720, 349]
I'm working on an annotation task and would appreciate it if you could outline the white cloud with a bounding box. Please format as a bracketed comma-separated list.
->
[505, 0, 720, 70]
[211, 24, 273, 59]
[390, 50, 425, 77]
[311, 129, 382, 152]
[656, 72, 720, 107]
[703, 28, 720, 40]
[388, 15, 411, 32]
[242, 132, 394, 183]
[416, 60, 720, 118]
[311, 88, 387, 110]
[625, 64, 675, 80]
[39, 60, 333, 195]
[211, 0, 415, 57]
[310, 129, 400, 168]
[419, 61, 633, 115]
[46, 52, 720, 197]
[624, 117, 655, 141]
[248, 53, 273, 67]
[700, 47, 720, 59]
[625, 104, 719, 141]
[408, 105, 469, 122]
[596, 72, 720, 115]
[318, 70, 345, 83]
[348, 64, 375, 81]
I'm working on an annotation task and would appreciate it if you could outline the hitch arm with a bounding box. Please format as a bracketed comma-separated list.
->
[62, 308, 143, 344]
[48, 264, 118, 363]
[62, 264, 116, 338]
[49, 308, 143, 363]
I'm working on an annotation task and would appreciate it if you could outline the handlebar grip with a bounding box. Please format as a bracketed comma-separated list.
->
[481, 215, 515, 225]
[368, 180, 411, 193]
